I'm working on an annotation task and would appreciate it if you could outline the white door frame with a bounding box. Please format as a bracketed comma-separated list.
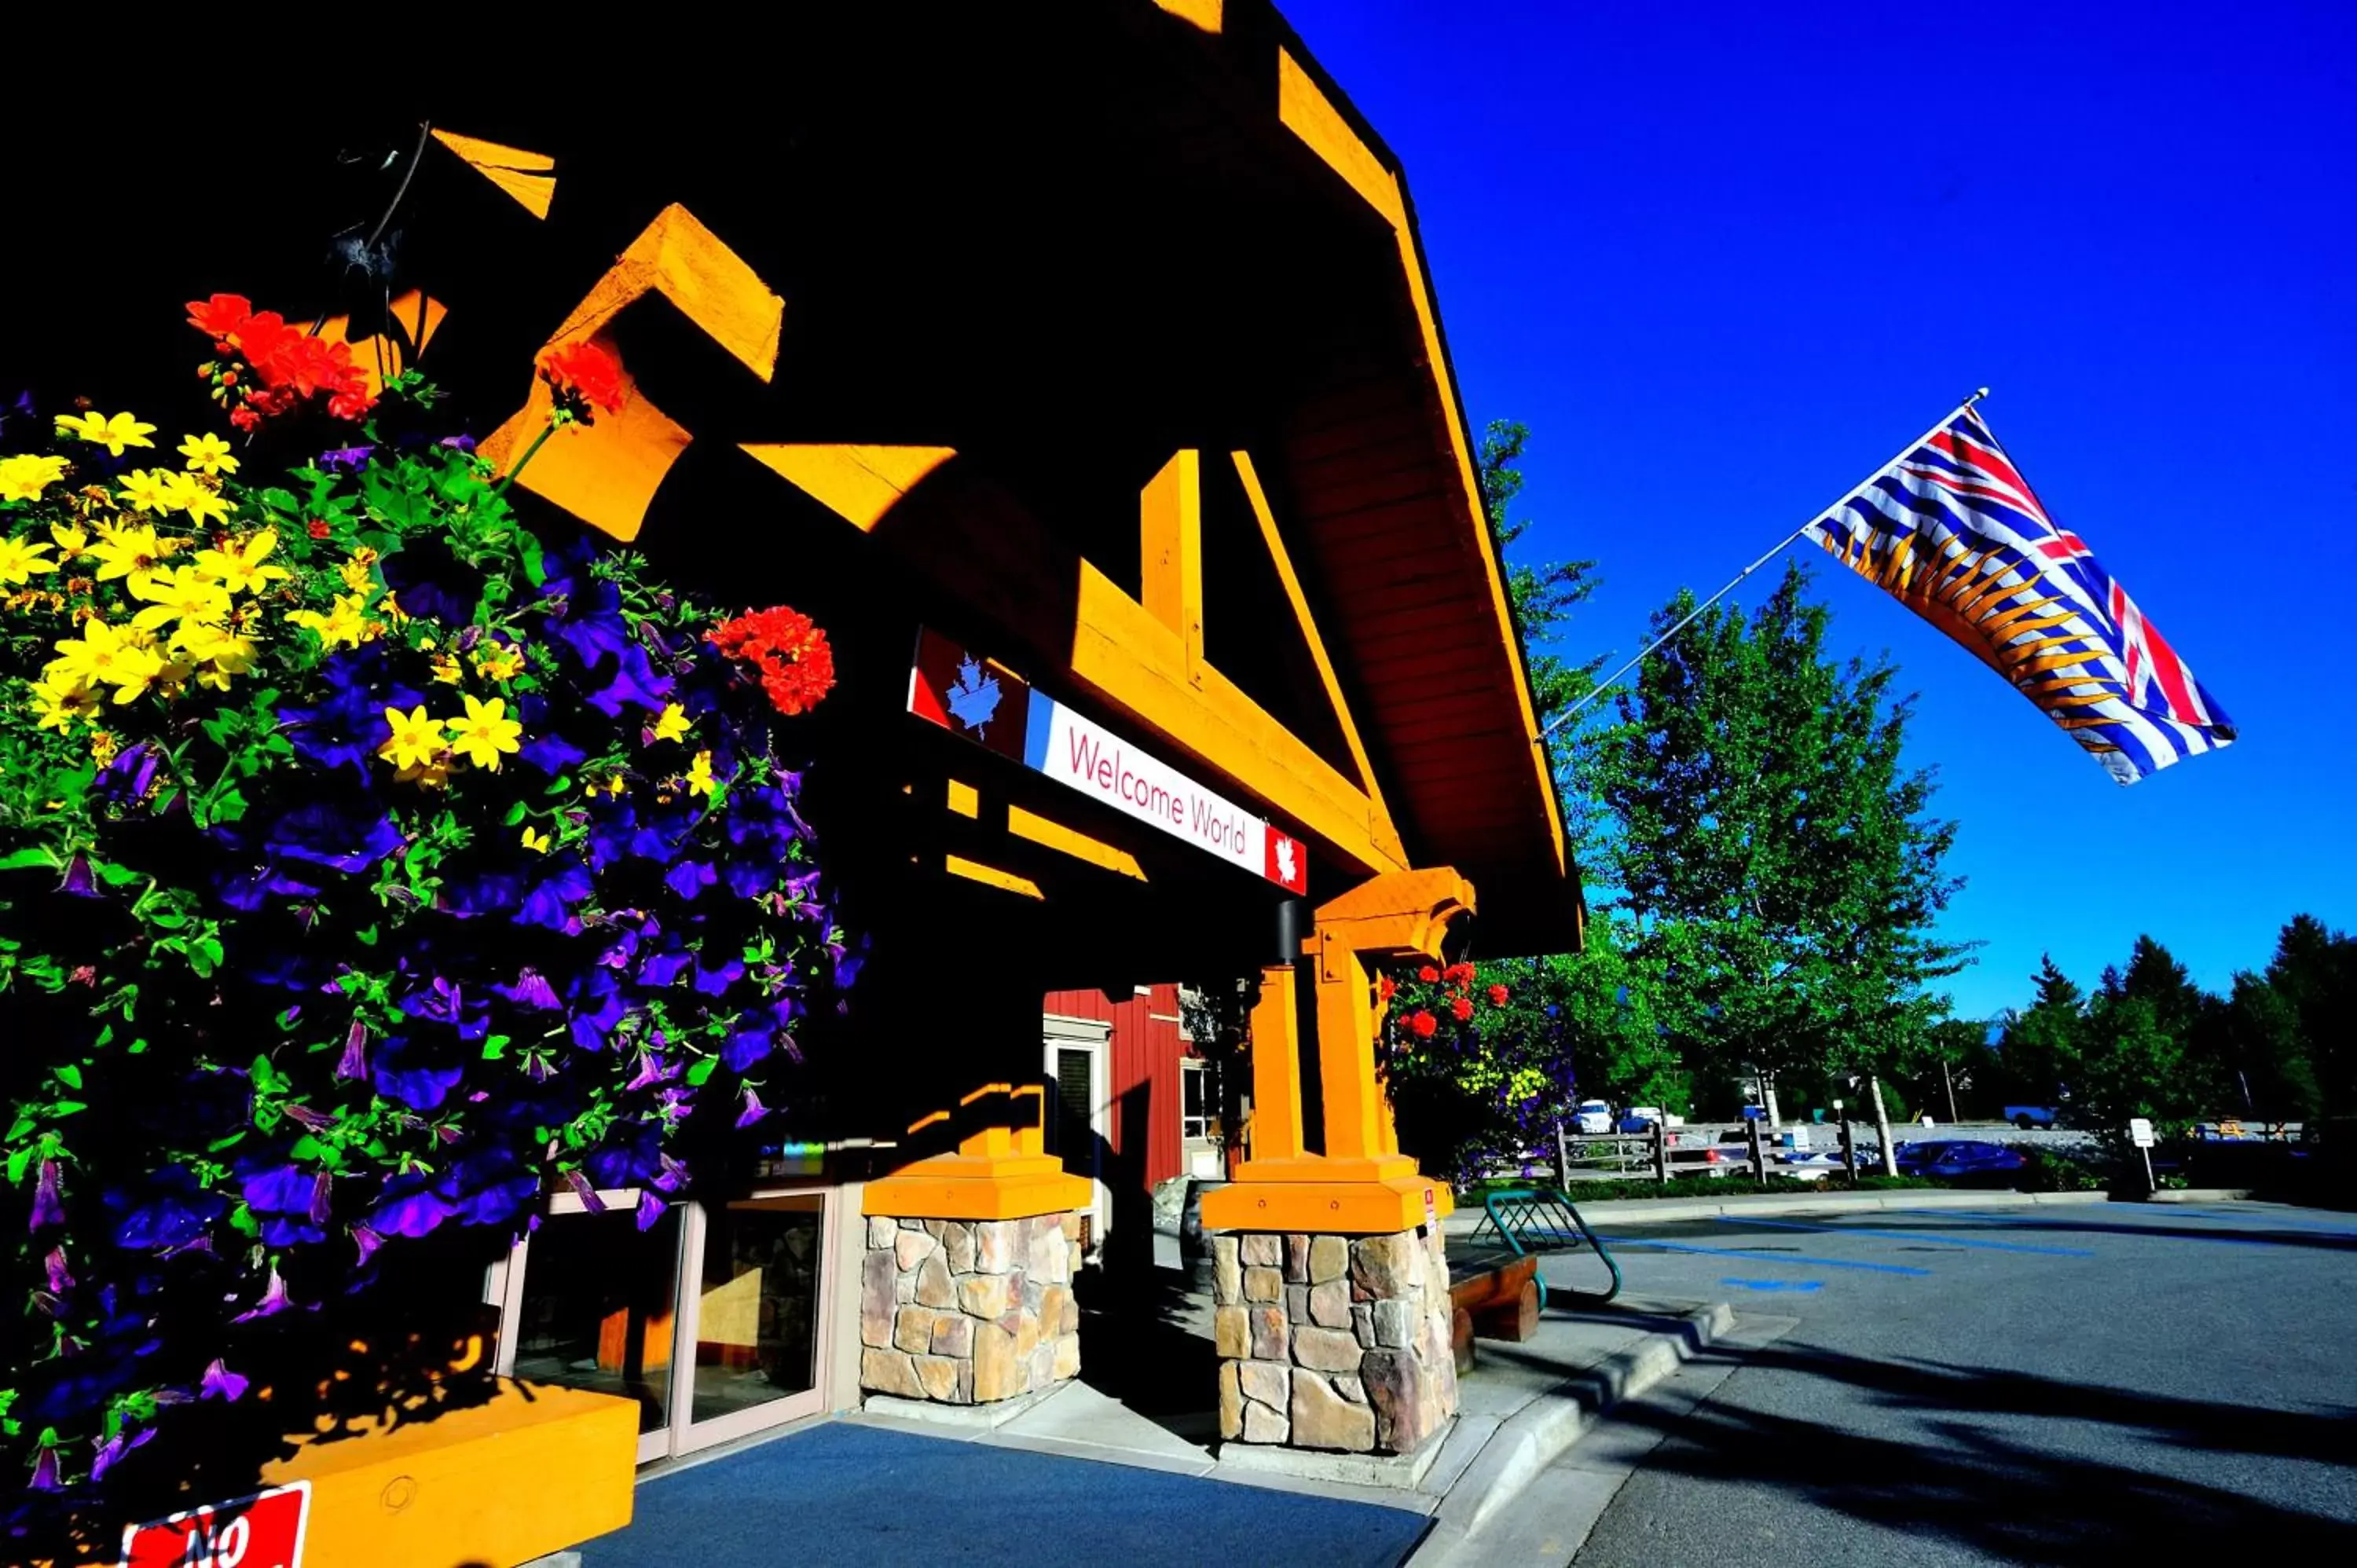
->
[486, 1182, 839, 1465]
[1043, 1013, 1114, 1239]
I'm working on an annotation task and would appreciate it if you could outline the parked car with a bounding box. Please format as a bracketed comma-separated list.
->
[1894, 1139, 2028, 1181]
[2003, 1104, 2060, 1130]
[1573, 1099, 1615, 1135]
[1617, 1105, 1678, 1133]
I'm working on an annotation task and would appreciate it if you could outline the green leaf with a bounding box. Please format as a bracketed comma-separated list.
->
[51, 1101, 86, 1117]
[482, 1035, 511, 1061]
[686, 1058, 718, 1087]
[53, 1065, 81, 1092]
[0, 848, 56, 872]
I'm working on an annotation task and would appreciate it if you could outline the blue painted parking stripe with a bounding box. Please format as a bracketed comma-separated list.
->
[1595, 1234, 1931, 1276]
[1720, 1277, 1825, 1293]
[1721, 1215, 2094, 1257]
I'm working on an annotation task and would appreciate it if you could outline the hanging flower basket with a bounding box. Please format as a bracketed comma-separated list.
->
[0, 299, 860, 1551]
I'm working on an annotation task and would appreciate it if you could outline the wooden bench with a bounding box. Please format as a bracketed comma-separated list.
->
[1445, 1248, 1542, 1372]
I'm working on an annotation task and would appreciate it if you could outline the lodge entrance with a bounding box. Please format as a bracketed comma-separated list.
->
[486, 1185, 841, 1463]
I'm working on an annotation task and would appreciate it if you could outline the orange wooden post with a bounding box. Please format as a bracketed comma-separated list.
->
[1246, 963, 1304, 1163]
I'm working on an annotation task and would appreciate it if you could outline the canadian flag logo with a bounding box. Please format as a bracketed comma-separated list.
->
[1264, 830, 1307, 894]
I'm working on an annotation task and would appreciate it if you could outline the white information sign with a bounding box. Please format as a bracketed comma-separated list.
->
[2128, 1117, 2155, 1149]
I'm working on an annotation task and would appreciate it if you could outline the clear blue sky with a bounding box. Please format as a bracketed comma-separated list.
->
[1283, 0, 2356, 1019]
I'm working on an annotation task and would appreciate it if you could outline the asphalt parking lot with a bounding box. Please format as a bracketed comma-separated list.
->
[1546, 1201, 2357, 1564]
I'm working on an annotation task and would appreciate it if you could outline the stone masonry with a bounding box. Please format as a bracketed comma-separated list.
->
[857, 1211, 1083, 1406]
[1210, 1224, 1457, 1454]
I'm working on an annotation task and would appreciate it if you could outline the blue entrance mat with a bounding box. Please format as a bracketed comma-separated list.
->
[581, 1420, 1431, 1566]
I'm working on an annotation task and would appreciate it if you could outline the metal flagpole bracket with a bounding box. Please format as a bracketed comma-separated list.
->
[1538, 387, 1993, 742]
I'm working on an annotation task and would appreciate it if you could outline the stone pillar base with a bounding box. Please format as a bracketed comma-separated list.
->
[857, 1212, 1083, 1406]
[1210, 1223, 1457, 1455]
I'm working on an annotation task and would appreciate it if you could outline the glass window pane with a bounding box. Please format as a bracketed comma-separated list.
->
[511, 1205, 679, 1435]
[691, 1196, 826, 1425]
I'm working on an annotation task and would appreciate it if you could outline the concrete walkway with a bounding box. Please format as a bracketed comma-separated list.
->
[576, 1287, 1747, 1566]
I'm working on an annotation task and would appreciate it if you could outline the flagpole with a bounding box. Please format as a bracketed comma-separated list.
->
[1538, 387, 1991, 742]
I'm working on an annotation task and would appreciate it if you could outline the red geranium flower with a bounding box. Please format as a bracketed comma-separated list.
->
[186, 292, 255, 338]
[1409, 1010, 1438, 1039]
[538, 340, 627, 420]
[709, 605, 837, 716]
[1443, 962, 1475, 984]
[1486, 984, 1510, 1006]
[1376, 974, 1396, 1002]
[1450, 995, 1474, 1023]
[1417, 965, 1439, 984]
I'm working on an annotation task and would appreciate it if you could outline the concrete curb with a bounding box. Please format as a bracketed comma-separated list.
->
[1524, 1188, 2114, 1225]
[2135, 1188, 2257, 1203]
[1420, 1298, 1735, 1550]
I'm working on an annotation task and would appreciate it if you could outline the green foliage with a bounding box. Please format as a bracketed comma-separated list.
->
[1585, 562, 1972, 1093]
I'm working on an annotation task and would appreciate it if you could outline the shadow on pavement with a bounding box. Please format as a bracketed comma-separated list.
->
[1604, 1337, 2357, 1560]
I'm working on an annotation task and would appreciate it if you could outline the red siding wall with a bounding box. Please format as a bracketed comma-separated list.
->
[1043, 984, 1186, 1192]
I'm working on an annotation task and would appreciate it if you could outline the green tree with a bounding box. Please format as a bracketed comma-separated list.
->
[2000, 954, 2085, 1105]
[2265, 913, 2357, 1120]
[1585, 562, 1972, 1100]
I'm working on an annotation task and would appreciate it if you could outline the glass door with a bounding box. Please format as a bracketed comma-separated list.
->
[670, 1192, 833, 1453]
[495, 1191, 683, 1464]
[489, 1185, 837, 1463]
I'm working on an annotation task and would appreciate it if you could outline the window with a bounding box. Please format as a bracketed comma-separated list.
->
[1181, 1059, 1211, 1142]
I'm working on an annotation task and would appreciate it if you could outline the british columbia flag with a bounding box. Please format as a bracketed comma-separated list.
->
[1804, 404, 2235, 784]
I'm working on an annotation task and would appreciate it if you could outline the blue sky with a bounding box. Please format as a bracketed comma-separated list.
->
[1282, 0, 2356, 1018]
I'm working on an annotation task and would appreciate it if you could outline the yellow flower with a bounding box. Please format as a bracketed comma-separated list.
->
[473, 641, 525, 681]
[336, 547, 379, 594]
[0, 453, 70, 503]
[130, 564, 233, 631]
[430, 652, 464, 685]
[685, 749, 717, 798]
[173, 621, 258, 685]
[48, 618, 164, 703]
[379, 705, 447, 772]
[178, 432, 240, 475]
[520, 826, 552, 855]
[0, 536, 58, 585]
[90, 730, 118, 764]
[160, 471, 229, 527]
[55, 410, 156, 457]
[31, 675, 100, 731]
[445, 694, 522, 771]
[90, 522, 168, 595]
[378, 590, 408, 626]
[650, 702, 690, 744]
[287, 592, 375, 650]
[194, 530, 290, 595]
[49, 522, 89, 556]
[116, 470, 175, 515]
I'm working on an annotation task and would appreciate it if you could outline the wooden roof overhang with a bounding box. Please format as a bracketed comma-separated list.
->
[9, 2, 1581, 954]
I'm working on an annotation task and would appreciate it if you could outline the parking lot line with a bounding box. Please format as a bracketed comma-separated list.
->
[1593, 1234, 1933, 1276]
[1719, 1277, 1826, 1293]
[1721, 1216, 2095, 1257]
[1904, 1208, 2322, 1248]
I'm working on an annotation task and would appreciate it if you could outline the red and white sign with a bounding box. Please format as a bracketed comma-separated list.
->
[120, 1481, 309, 1568]
[908, 628, 1308, 894]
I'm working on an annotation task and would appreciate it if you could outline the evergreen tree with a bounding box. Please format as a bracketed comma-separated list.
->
[2000, 954, 2088, 1108]
[2266, 913, 2357, 1120]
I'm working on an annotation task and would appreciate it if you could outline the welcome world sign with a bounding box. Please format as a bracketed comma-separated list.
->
[908, 628, 1308, 894]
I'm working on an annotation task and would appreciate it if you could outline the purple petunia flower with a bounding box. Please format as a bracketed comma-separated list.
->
[516, 857, 596, 935]
[563, 1171, 607, 1213]
[200, 1357, 250, 1401]
[317, 444, 376, 472]
[353, 1223, 385, 1264]
[58, 852, 101, 898]
[27, 1441, 60, 1492]
[492, 967, 563, 1011]
[335, 1017, 369, 1081]
[90, 1426, 156, 1482]
[43, 1246, 72, 1294]
[30, 1158, 64, 1229]
[636, 1190, 668, 1232]
[372, 1037, 464, 1112]
[735, 1084, 772, 1130]
[233, 1266, 295, 1322]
